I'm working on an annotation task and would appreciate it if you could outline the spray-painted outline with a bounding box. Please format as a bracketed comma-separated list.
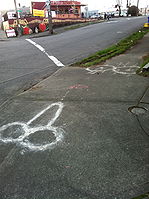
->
[86, 63, 138, 75]
[0, 102, 65, 152]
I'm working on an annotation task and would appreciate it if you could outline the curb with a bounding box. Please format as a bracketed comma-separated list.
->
[0, 39, 8, 41]
[142, 63, 149, 72]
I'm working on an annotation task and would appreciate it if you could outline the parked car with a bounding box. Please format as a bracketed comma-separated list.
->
[121, 11, 128, 17]
[90, 14, 98, 19]
[113, 11, 119, 17]
[98, 13, 104, 19]
[90, 14, 103, 20]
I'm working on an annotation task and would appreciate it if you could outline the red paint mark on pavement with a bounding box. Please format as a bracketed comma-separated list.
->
[69, 84, 89, 89]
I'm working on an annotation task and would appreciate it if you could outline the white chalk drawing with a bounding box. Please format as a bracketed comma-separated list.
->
[0, 102, 65, 152]
[86, 63, 138, 75]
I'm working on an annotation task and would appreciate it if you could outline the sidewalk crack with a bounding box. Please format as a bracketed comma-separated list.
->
[137, 86, 149, 106]
[136, 116, 149, 138]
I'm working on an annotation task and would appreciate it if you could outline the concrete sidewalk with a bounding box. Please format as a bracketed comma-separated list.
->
[0, 34, 149, 199]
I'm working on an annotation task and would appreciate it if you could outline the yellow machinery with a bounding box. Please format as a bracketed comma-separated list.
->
[144, 16, 149, 28]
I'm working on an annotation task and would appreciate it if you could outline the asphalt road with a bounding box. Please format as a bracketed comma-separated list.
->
[0, 16, 149, 199]
[0, 16, 147, 107]
[0, 36, 149, 199]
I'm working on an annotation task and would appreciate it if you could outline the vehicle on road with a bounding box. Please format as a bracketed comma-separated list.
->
[90, 14, 103, 20]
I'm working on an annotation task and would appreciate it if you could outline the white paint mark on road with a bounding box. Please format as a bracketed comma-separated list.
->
[26, 39, 45, 52]
[26, 39, 64, 67]
[61, 90, 70, 101]
[44, 52, 64, 67]
[107, 21, 118, 24]
[0, 102, 65, 152]
[86, 63, 138, 75]
[117, 31, 123, 34]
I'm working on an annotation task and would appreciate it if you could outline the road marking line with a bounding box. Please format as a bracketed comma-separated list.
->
[26, 39, 64, 67]
[107, 21, 118, 24]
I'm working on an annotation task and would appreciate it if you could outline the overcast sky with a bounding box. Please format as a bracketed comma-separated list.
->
[83, 0, 148, 10]
[0, 0, 148, 11]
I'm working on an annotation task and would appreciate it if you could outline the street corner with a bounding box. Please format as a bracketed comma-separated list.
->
[16, 66, 92, 100]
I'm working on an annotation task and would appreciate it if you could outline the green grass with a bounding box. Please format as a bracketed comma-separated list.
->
[136, 53, 149, 77]
[132, 192, 149, 199]
[64, 20, 104, 31]
[73, 28, 149, 67]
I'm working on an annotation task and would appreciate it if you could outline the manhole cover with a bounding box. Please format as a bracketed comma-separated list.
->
[128, 106, 148, 115]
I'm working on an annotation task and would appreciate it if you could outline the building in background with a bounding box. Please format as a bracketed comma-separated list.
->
[0, 11, 2, 28]
[31, 1, 86, 18]
[0, 10, 7, 29]
[140, 7, 149, 15]
[1, 1, 91, 35]
[18, 6, 31, 18]
[87, 10, 99, 17]
[2, 10, 17, 21]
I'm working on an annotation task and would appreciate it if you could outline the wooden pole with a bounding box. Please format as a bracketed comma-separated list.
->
[126, 0, 129, 16]
[46, 0, 53, 34]
[13, 0, 21, 36]
[137, 0, 139, 8]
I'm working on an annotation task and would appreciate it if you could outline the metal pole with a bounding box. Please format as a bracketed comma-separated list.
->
[136, 0, 139, 16]
[14, 0, 21, 36]
[126, 0, 129, 8]
[126, 0, 128, 16]
[137, 0, 139, 8]
[46, 0, 53, 34]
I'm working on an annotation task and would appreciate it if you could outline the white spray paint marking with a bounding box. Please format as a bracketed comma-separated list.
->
[26, 39, 64, 67]
[0, 102, 65, 152]
[61, 90, 70, 101]
[86, 63, 138, 75]
[117, 31, 123, 34]
[107, 21, 118, 23]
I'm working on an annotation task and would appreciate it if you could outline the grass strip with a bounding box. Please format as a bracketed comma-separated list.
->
[136, 53, 149, 77]
[64, 20, 104, 31]
[73, 28, 149, 67]
[132, 192, 149, 199]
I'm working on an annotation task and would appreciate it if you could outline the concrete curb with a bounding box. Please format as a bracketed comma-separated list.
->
[142, 63, 149, 72]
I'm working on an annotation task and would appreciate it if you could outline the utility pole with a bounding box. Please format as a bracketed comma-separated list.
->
[137, 0, 139, 8]
[126, 0, 128, 7]
[46, 0, 53, 34]
[145, 5, 148, 16]
[116, 0, 121, 17]
[126, 0, 129, 16]
[14, 0, 21, 36]
[137, 0, 139, 16]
